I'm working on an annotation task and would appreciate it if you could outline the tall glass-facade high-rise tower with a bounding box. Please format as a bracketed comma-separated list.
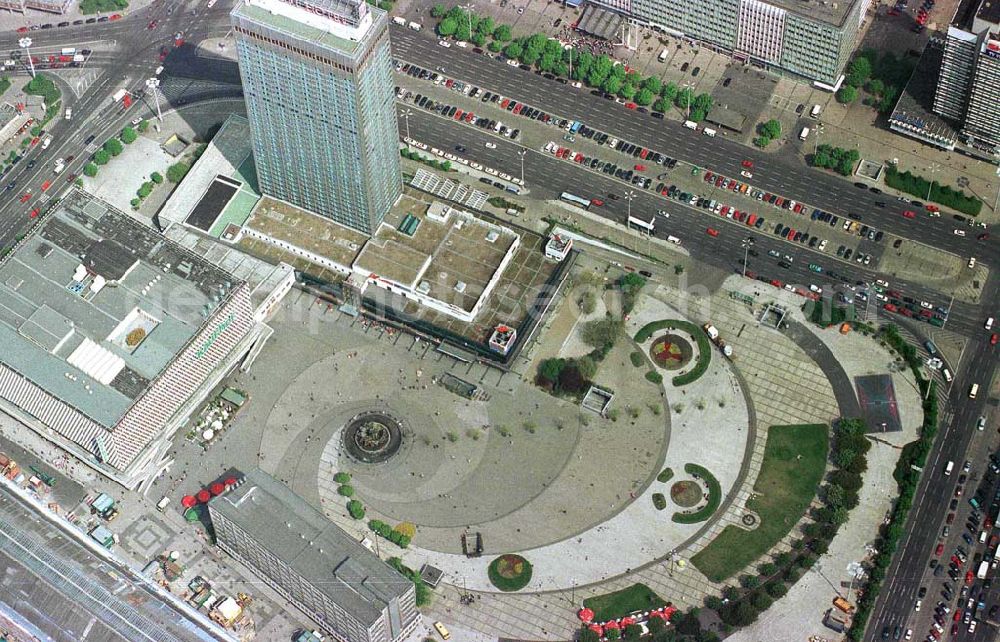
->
[232, 0, 401, 235]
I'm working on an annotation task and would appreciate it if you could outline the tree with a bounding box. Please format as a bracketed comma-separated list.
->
[653, 98, 670, 113]
[836, 85, 858, 104]
[722, 585, 740, 601]
[576, 356, 598, 380]
[623, 624, 643, 640]
[503, 41, 523, 60]
[83, 162, 98, 177]
[455, 22, 471, 42]
[739, 574, 760, 589]
[120, 126, 137, 144]
[581, 317, 623, 350]
[579, 629, 600, 642]
[758, 562, 778, 576]
[430, 4, 447, 18]
[166, 161, 190, 183]
[138, 120, 149, 133]
[93, 149, 110, 165]
[846, 56, 872, 87]
[471, 32, 486, 46]
[104, 138, 124, 157]
[642, 76, 662, 95]
[753, 136, 771, 148]
[766, 581, 787, 598]
[674, 88, 695, 111]
[130, 198, 141, 209]
[150, 171, 164, 184]
[705, 595, 724, 610]
[602, 75, 623, 96]
[751, 591, 772, 611]
[618, 83, 636, 100]
[538, 358, 566, 387]
[866, 78, 885, 95]
[476, 16, 494, 36]
[647, 616, 666, 633]
[660, 82, 678, 102]
[759, 119, 781, 139]
[137, 183, 152, 199]
[675, 609, 701, 636]
[437, 17, 457, 37]
[493, 24, 512, 42]
[488, 40, 503, 53]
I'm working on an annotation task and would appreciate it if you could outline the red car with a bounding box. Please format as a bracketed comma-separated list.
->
[884, 303, 898, 313]
[935, 543, 945, 556]
[742, 159, 753, 168]
[926, 204, 940, 212]
[19, 192, 31, 203]
[639, 148, 649, 159]
[965, 570, 974, 585]
[634, 164, 646, 171]
[40, 180, 51, 192]
[954, 610, 963, 622]
[991, 333, 998, 345]
[902, 210, 916, 219]
[624, 102, 637, 110]
[28, 208, 39, 218]
[947, 512, 955, 523]
[500, 98, 510, 109]
[590, 198, 604, 207]
[770, 279, 784, 288]
[147, 20, 158, 29]
[707, 227, 719, 237]
[110, 13, 122, 20]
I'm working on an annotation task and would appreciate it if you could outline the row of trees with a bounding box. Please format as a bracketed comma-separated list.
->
[431, 5, 714, 120]
[847, 326, 940, 640]
[808, 144, 860, 177]
[702, 418, 869, 629]
[884, 166, 982, 217]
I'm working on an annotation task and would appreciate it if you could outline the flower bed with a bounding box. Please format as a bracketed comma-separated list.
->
[487, 554, 533, 592]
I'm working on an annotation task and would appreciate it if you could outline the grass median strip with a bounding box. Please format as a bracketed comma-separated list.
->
[691, 424, 829, 582]
[582, 583, 666, 622]
[634, 319, 712, 386]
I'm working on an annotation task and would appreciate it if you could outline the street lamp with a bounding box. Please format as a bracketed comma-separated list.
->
[145, 77, 163, 122]
[814, 123, 825, 156]
[398, 108, 412, 141]
[18, 37, 35, 78]
[516, 147, 527, 186]
[681, 81, 695, 120]
[925, 163, 941, 201]
[741, 236, 755, 278]
[624, 189, 636, 246]
[459, 2, 474, 40]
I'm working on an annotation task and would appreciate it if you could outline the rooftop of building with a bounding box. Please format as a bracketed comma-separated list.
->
[0, 190, 241, 427]
[244, 195, 369, 267]
[232, 0, 385, 55]
[0, 102, 20, 127]
[977, 0, 1000, 27]
[208, 469, 413, 625]
[355, 201, 519, 314]
[157, 114, 259, 237]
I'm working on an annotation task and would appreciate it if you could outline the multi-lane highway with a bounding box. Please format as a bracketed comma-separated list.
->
[0, 4, 997, 642]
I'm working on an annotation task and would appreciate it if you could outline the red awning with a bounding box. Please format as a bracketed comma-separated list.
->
[649, 611, 665, 620]
[663, 606, 678, 621]
[196, 489, 211, 503]
[180, 495, 196, 508]
[588, 624, 604, 635]
[224, 477, 238, 486]
[603, 620, 620, 630]
[210, 482, 225, 496]
[621, 616, 636, 626]
[578, 608, 594, 623]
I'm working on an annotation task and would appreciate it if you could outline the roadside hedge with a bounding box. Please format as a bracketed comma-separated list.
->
[884, 166, 982, 217]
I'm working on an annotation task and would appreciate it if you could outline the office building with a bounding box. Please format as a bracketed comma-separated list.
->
[208, 470, 419, 642]
[0, 190, 286, 489]
[590, 0, 871, 86]
[932, 0, 1000, 155]
[231, 0, 402, 236]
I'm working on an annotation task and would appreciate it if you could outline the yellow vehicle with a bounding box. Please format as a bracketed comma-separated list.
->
[433, 621, 451, 640]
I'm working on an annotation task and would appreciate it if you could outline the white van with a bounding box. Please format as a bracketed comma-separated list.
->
[392, 16, 406, 26]
[64, 108, 72, 120]
[986, 317, 995, 330]
[658, 48, 668, 62]
[799, 127, 810, 140]
[810, 104, 822, 118]
[944, 461, 954, 476]
[666, 235, 682, 244]
[408, 21, 422, 31]
[156, 496, 170, 511]
[702, 127, 717, 137]
[683, 120, 698, 130]
[942, 368, 953, 382]
[969, 383, 979, 399]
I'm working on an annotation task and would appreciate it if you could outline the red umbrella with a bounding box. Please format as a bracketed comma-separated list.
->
[620, 616, 636, 626]
[603, 620, 620, 630]
[588, 623, 604, 635]
[648, 611, 665, 620]
[224, 477, 238, 486]
[180, 495, 195, 508]
[196, 489, 211, 503]
[209, 482, 225, 496]
[663, 606, 678, 621]
[578, 608, 595, 623]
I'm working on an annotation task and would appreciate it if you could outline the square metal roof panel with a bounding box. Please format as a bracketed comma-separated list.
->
[0, 190, 246, 426]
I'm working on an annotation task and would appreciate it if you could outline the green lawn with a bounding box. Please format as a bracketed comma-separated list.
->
[583, 583, 666, 622]
[690, 424, 829, 582]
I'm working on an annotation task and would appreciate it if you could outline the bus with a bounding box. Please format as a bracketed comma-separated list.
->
[560, 192, 591, 209]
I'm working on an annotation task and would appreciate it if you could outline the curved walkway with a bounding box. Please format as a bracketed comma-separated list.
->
[782, 319, 862, 418]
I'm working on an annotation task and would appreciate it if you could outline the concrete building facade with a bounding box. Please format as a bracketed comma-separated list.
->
[605, 0, 870, 86]
[932, 0, 1000, 156]
[231, 0, 402, 236]
[208, 470, 419, 642]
